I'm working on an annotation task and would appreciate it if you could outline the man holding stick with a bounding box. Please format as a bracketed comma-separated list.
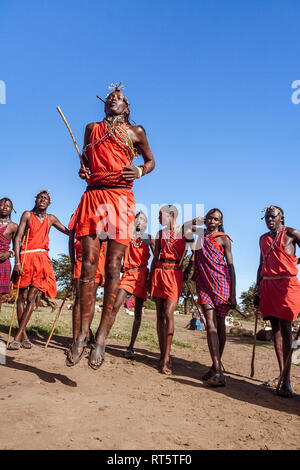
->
[68, 84, 155, 369]
[8, 190, 69, 350]
[254, 205, 300, 398]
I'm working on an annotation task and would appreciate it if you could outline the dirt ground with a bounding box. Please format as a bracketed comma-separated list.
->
[0, 311, 299, 450]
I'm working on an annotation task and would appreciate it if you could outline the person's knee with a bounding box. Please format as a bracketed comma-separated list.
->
[105, 256, 122, 282]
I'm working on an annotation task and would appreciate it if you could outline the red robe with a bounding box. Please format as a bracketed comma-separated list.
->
[119, 236, 151, 300]
[259, 227, 300, 321]
[12, 213, 57, 298]
[75, 120, 136, 246]
[151, 229, 186, 303]
[73, 239, 106, 287]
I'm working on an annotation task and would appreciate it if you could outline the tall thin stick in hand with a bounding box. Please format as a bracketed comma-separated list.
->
[250, 308, 259, 378]
[56, 106, 89, 179]
[45, 282, 73, 349]
[7, 229, 30, 348]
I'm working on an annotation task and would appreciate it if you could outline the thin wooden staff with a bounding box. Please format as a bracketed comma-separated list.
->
[276, 325, 300, 392]
[212, 290, 248, 319]
[6, 229, 30, 348]
[56, 106, 89, 179]
[250, 307, 259, 378]
[45, 282, 73, 348]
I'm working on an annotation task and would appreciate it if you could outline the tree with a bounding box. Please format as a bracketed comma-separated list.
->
[51, 254, 72, 293]
[239, 283, 256, 318]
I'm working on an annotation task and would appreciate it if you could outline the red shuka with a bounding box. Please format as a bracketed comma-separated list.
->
[75, 121, 136, 246]
[119, 236, 151, 301]
[259, 227, 300, 321]
[151, 229, 186, 303]
[12, 213, 57, 298]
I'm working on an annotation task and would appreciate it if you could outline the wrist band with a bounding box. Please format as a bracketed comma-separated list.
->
[137, 166, 143, 178]
[9, 249, 15, 258]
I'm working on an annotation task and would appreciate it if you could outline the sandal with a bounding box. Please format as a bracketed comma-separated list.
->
[201, 368, 215, 381]
[7, 340, 22, 350]
[88, 343, 105, 370]
[65, 339, 87, 367]
[207, 373, 226, 387]
[123, 348, 135, 359]
[21, 339, 33, 350]
[263, 376, 280, 388]
[276, 384, 293, 398]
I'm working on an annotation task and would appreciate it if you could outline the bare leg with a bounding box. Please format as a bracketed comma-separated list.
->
[11, 285, 40, 346]
[126, 296, 144, 356]
[155, 297, 166, 367]
[202, 306, 225, 386]
[105, 288, 128, 339]
[160, 299, 177, 375]
[216, 315, 226, 359]
[72, 279, 81, 343]
[277, 318, 293, 396]
[88, 240, 126, 369]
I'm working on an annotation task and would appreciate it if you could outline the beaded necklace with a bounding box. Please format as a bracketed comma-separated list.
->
[131, 236, 143, 248]
[0, 217, 10, 227]
[83, 116, 137, 163]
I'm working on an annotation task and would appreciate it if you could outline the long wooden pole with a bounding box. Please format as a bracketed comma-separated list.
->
[212, 290, 248, 319]
[7, 229, 30, 348]
[56, 106, 89, 179]
[250, 308, 259, 378]
[45, 282, 73, 349]
[276, 325, 300, 392]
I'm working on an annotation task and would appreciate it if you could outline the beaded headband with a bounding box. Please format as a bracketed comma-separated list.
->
[261, 205, 284, 220]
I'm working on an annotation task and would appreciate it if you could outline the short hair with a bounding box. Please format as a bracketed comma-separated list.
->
[263, 205, 285, 224]
[204, 208, 224, 232]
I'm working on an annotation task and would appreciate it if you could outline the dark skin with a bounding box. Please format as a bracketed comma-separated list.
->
[191, 210, 236, 385]
[0, 199, 18, 311]
[70, 92, 155, 368]
[255, 208, 300, 397]
[104, 213, 155, 358]
[9, 193, 69, 348]
[150, 208, 193, 375]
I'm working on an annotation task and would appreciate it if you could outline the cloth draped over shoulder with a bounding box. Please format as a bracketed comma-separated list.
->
[259, 227, 300, 321]
[0, 226, 11, 294]
[119, 235, 151, 301]
[74, 120, 136, 245]
[192, 231, 232, 317]
[151, 228, 186, 303]
[12, 213, 57, 298]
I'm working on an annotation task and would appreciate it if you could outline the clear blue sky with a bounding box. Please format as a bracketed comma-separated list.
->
[1, 0, 300, 299]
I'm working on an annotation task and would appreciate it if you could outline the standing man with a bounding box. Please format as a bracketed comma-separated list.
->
[105, 211, 154, 360]
[190, 208, 236, 387]
[8, 190, 69, 350]
[68, 84, 155, 369]
[254, 205, 300, 398]
[150, 205, 193, 375]
[0, 198, 18, 311]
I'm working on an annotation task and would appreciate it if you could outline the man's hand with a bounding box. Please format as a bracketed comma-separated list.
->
[253, 294, 260, 308]
[0, 251, 10, 262]
[13, 263, 22, 276]
[228, 294, 237, 308]
[122, 165, 139, 181]
[78, 167, 89, 180]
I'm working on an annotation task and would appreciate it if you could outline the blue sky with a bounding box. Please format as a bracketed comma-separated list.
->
[1, 0, 300, 299]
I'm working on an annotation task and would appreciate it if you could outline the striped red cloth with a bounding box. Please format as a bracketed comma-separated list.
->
[0, 226, 11, 294]
[192, 231, 232, 317]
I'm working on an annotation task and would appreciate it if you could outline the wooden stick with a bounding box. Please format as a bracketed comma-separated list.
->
[250, 308, 259, 378]
[212, 290, 248, 319]
[6, 229, 30, 348]
[56, 106, 89, 179]
[45, 282, 73, 349]
[276, 325, 300, 392]
[96, 95, 106, 104]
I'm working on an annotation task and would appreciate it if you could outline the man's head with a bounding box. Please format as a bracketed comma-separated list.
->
[34, 190, 51, 212]
[105, 91, 130, 122]
[263, 205, 284, 231]
[159, 205, 178, 227]
[0, 198, 14, 219]
[134, 211, 147, 235]
[204, 208, 224, 232]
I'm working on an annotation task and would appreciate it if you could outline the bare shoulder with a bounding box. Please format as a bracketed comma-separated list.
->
[215, 234, 231, 247]
[10, 221, 18, 232]
[286, 226, 300, 239]
[21, 210, 32, 221]
[126, 124, 147, 142]
[86, 122, 96, 131]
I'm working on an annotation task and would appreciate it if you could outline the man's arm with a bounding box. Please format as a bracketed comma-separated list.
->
[122, 126, 155, 181]
[222, 236, 236, 308]
[149, 231, 161, 285]
[149, 235, 155, 255]
[49, 215, 69, 236]
[69, 228, 76, 273]
[0, 222, 18, 262]
[13, 211, 31, 275]
[78, 122, 95, 179]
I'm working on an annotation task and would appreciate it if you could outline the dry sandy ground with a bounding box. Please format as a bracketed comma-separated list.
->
[0, 313, 299, 450]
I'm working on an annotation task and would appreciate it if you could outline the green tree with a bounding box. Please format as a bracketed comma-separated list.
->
[179, 255, 197, 314]
[239, 283, 256, 318]
[52, 254, 72, 293]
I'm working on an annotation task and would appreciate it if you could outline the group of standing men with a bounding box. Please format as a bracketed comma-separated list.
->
[1, 85, 300, 398]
